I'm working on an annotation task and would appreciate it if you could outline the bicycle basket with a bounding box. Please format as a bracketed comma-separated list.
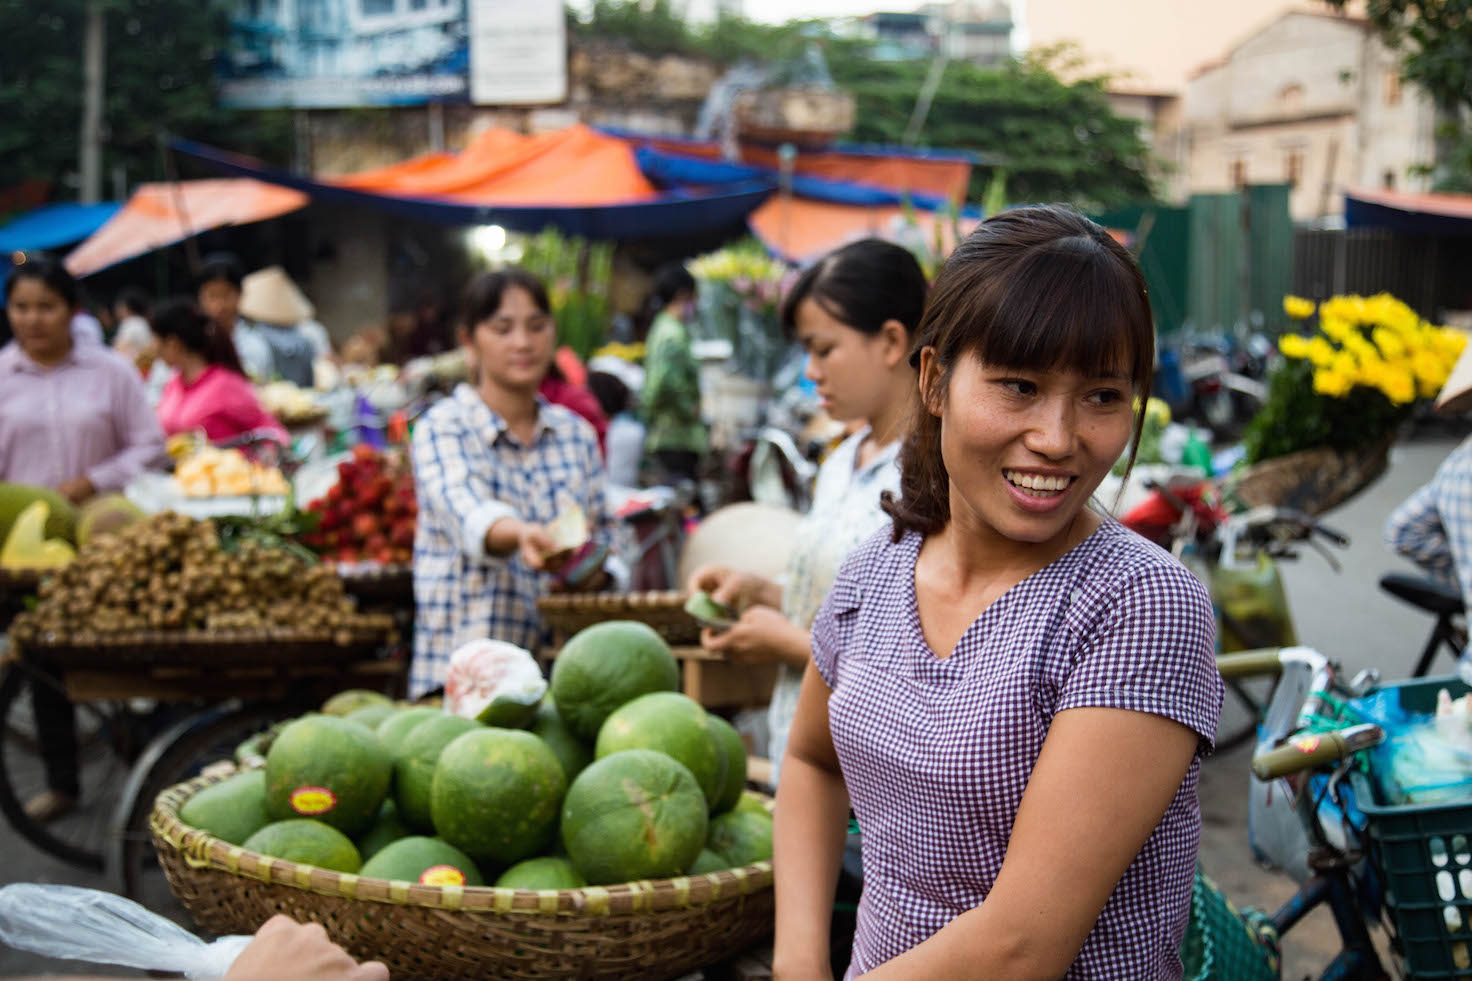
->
[1180, 870, 1280, 981]
[1348, 675, 1472, 979]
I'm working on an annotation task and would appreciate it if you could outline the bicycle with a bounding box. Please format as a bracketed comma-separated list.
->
[1378, 572, 1466, 677]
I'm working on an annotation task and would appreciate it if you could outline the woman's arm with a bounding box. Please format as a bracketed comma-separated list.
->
[860, 707, 1200, 980]
[83, 366, 166, 492]
[411, 417, 520, 563]
[1385, 479, 1457, 584]
[702, 608, 811, 668]
[773, 661, 850, 981]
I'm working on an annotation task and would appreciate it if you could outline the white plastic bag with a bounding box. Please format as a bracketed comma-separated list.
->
[0, 883, 251, 979]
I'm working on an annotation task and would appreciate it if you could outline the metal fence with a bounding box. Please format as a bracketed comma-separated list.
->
[1294, 228, 1472, 319]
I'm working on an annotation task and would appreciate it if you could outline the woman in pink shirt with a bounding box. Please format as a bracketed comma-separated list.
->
[152, 299, 288, 447]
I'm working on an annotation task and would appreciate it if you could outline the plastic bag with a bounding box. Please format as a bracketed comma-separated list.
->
[1351, 688, 1472, 805]
[0, 883, 251, 979]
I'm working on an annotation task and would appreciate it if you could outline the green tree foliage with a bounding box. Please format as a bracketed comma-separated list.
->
[0, 0, 291, 201]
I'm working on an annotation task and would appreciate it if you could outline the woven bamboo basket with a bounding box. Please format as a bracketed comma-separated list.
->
[152, 770, 775, 981]
[15, 626, 393, 671]
[537, 591, 701, 646]
[1229, 436, 1394, 517]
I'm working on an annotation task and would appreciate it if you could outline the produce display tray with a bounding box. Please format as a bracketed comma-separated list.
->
[537, 590, 701, 646]
[153, 769, 775, 981]
[15, 628, 393, 671]
[335, 564, 414, 607]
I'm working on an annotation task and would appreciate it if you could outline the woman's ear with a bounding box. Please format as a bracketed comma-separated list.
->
[917, 346, 944, 418]
[879, 319, 910, 368]
[457, 324, 478, 373]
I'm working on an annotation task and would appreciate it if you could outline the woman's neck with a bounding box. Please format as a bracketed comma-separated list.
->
[25, 338, 73, 368]
[179, 355, 210, 385]
[476, 377, 539, 435]
[865, 372, 916, 449]
[938, 490, 1097, 588]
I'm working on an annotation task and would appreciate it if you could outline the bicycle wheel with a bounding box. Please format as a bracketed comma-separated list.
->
[0, 660, 152, 870]
[111, 701, 288, 908]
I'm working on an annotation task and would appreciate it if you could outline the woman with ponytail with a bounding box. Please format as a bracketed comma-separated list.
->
[152, 298, 288, 446]
[773, 206, 1223, 980]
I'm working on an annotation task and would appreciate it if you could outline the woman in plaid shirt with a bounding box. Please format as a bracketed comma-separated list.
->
[409, 269, 626, 698]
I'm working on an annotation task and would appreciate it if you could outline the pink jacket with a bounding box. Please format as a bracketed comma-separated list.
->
[157, 365, 288, 447]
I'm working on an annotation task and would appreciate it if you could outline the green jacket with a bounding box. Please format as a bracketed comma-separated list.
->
[641, 310, 708, 455]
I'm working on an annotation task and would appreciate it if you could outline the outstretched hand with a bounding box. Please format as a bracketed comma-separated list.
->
[224, 915, 388, 981]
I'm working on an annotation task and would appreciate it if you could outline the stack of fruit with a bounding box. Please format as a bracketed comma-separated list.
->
[299, 446, 416, 567]
[6, 511, 393, 646]
[175, 446, 290, 498]
[178, 621, 772, 889]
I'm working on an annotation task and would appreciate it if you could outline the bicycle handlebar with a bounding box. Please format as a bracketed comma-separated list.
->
[1251, 723, 1384, 780]
[1217, 648, 1284, 679]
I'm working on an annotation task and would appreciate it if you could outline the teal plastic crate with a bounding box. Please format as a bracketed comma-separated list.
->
[1350, 675, 1472, 979]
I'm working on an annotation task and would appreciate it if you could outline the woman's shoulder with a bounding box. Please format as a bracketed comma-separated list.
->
[1073, 517, 1212, 610]
[831, 524, 913, 595]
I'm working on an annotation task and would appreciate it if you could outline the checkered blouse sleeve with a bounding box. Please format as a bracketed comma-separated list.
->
[1057, 559, 1223, 753]
[810, 530, 884, 689]
[1384, 473, 1457, 584]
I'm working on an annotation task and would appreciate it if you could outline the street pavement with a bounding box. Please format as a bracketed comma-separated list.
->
[0, 434, 1462, 978]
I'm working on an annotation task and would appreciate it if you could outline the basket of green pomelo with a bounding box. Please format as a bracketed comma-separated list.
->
[150, 622, 775, 981]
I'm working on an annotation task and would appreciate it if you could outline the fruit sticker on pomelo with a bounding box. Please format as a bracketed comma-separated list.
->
[443, 639, 546, 729]
[290, 786, 338, 816]
[420, 864, 467, 886]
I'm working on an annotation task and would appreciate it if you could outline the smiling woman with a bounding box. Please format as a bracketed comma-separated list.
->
[772, 206, 1224, 981]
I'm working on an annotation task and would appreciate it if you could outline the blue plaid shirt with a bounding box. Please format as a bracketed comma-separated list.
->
[1385, 435, 1472, 654]
[409, 384, 623, 697]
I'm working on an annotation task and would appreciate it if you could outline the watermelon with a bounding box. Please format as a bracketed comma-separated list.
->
[549, 621, 679, 741]
[495, 856, 587, 890]
[359, 836, 484, 887]
[430, 729, 566, 866]
[394, 715, 482, 833]
[595, 692, 726, 811]
[706, 810, 773, 867]
[178, 769, 271, 846]
[531, 696, 593, 781]
[243, 819, 361, 874]
[561, 749, 708, 885]
[706, 714, 748, 814]
[264, 715, 392, 837]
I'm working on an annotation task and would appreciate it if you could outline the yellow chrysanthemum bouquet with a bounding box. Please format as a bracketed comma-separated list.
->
[1242, 293, 1466, 464]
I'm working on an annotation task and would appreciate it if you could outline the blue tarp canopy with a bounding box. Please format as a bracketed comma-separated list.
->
[0, 201, 121, 254]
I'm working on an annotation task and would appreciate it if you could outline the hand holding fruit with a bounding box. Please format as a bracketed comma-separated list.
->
[224, 915, 388, 981]
[518, 521, 568, 573]
[701, 605, 806, 666]
[57, 476, 95, 505]
[686, 564, 779, 612]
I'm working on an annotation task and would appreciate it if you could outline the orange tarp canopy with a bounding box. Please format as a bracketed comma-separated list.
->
[749, 196, 980, 266]
[331, 124, 658, 206]
[66, 179, 308, 276]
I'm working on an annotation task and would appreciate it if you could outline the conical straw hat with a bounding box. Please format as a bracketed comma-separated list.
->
[1435, 333, 1472, 415]
[240, 265, 314, 326]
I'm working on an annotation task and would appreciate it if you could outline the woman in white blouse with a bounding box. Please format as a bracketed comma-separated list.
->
[686, 239, 928, 771]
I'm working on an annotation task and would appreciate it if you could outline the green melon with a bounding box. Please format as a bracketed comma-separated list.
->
[178, 769, 271, 846]
[561, 749, 708, 885]
[375, 706, 442, 754]
[706, 714, 748, 814]
[495, 856, 587, 890]
[596, 692, 726, 811]
[430, 728, 567, 866]
[242, 819, 361, 873]
[344, 704, 396, 731]
[706, 810, 773, 867]
[264, 715, 392, 837]
[549, 621, 679, 741]
[686, 849, 727, 875]
[733, 791, 770, 817]
[356, 799, 412, 861]
[0, 482, 76, 544]
[75, 493, 143, 546]
[321, 689, 392, 717]
[394, 715, 482, 833]
[359, 836, 484, 887]
[531, 696, 593, 782]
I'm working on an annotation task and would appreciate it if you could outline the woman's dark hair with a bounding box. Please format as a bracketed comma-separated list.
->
[115, 286, 151, 318]
[881, 205, 1155, 540]
[150, 297, 244, 374]
[461, 267, 551, 329]
[197, 253, 244, 292]
[5, 253, 80, 308]
[587, 370, 631, 417]
[632, 261, 696, 340]
[780, 238, 928, 338]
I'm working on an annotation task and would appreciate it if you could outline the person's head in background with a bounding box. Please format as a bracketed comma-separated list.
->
[588, 370, 632, 419]
[151, 297, 245, 378]
[633, 262, 697, 341]
[459, 268, 555, 397]
[780, 237, 929, 439]
[4, 253, 80, 366]
[196, 253, 245, 333]
[113, 286, 151, 326]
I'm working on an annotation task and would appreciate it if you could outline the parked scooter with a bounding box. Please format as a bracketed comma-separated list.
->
[1157, 329, 1271, 442]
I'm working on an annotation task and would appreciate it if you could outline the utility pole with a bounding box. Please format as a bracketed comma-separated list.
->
[79, 0, 106, 203]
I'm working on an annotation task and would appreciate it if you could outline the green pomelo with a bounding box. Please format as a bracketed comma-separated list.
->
[733, 791, 770, 817]
[686, 849, 727, 875]
[344, 704, 396, 731]
[561, 749, 708, 885]
[531, 697, 593, 782]
[375, 706, 442, 754]
[264, 715, 391, 837]
[495, 856, 587, 890]
[178, 769, 271, 846]
[683, 590, 736, 627]
[75, 493, 143, 546]
[242, 819, 361, 873]
[356, 799, 412, 861]
[0, 482, 76, 544]
[596, 692, 726, 811]
[706, 810, 773, 867]
[359, 835, 484, 887]
[706, 714, 747, 814]
[394, 716, 482, 833]
[430, 729, 566, 866]
[321, 689, 392, 717]
[549, 621, 679, 741]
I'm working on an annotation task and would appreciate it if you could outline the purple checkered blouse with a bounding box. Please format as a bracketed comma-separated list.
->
[812, 517, 1222, 980]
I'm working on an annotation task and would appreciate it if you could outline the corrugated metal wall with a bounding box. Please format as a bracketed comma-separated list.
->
[1293, 228, 1472, 318]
